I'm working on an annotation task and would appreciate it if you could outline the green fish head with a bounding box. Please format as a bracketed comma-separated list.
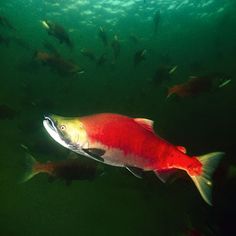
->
[43, 114, 88, 152]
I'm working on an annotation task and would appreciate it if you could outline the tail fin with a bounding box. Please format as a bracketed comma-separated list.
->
[21, 154, 40, 183]
[190, 152, 224, 205]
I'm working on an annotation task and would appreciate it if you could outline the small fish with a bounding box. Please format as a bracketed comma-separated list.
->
[134, 49, 146, 66]
[22, 153, 104, 185]
[96, 53, 107, 66]
[153, 65, 177, 85]
[98, 26, 108, 47]
[34, 51, 84, 76]
[168, 74, 231, 98]
[41, 20, 73, 49]
[167, 76, 213, 98]
[111, 35, 121, 60]
[43, 113, 224, 205]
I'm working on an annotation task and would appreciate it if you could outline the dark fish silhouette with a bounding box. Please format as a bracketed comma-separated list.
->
[134, 49, 146, 66]
[96, 53, 107, 66]
[168, 74, 231, 98]
[42, 20, 73, 49]
[98, 26, 108, 46]
[153, 65, 177, 85]
[22, 153, 104, 185]
[34, 51, 84, 76]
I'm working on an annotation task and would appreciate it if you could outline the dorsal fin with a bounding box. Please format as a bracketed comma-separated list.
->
[134, 118, 154, 132]
[176, 146, 187, 154]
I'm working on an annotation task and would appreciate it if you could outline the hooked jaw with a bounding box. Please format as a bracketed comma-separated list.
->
[43, 115, 89, 154]
[43, 115, 70, 149]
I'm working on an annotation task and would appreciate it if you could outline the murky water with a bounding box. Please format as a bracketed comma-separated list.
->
[0, 0, 235, 235]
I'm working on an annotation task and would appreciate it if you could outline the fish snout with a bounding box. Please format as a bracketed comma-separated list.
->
[43, 115, 58, 132]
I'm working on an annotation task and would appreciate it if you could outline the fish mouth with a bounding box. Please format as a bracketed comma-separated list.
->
[43, 115, 70, 149]
[43, 115, 57, 132]
[43, 115, 100, 160]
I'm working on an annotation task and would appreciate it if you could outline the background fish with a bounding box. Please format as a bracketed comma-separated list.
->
[22, 153, 104, 185]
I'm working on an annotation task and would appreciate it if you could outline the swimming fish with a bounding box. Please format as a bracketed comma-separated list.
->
[153, 65, 177, 85]
[43, 113, 224, 205]
[22, 153, 103, 185]
[34, 51, 84, 76]
[98, 26, 108, 47]
[168, 76, 212, 98]
[134, 49, 146, 66]
[96, 53, 107, 66]
[168, 74, 231, 98]
[41, 20, 73, 49]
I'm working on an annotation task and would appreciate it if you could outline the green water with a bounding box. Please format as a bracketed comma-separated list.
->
[0, 0, 236, 235]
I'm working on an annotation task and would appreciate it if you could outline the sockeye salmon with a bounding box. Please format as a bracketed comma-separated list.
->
[43, 113, 224, 205]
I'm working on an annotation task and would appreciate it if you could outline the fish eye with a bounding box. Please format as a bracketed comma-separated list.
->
[60, 125, 66, 130]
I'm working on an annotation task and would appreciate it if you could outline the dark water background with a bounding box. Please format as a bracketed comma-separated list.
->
[0, 0, 236, 235]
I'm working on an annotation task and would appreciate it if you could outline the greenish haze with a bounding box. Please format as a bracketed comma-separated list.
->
[0, 0, 236, 235]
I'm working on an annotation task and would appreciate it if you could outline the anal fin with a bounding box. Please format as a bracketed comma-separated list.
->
[125, 166, 143, 179]
[154, 169, 176, 183]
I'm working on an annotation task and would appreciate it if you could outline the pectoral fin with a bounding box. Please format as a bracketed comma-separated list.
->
[82, 148, 105, 162]
[125, 166, 143, 179]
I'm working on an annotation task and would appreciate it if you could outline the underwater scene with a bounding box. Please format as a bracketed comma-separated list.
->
[0, 0, 236, 235]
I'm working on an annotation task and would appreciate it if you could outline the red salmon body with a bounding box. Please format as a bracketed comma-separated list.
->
[43, 113, 224, 205]
[80, 113, 201, 175]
